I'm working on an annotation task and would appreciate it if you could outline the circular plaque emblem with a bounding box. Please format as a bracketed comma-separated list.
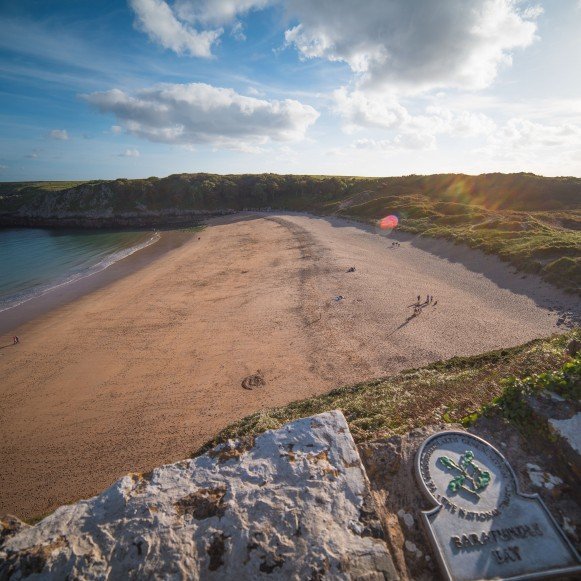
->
[416, 431, 516, 515]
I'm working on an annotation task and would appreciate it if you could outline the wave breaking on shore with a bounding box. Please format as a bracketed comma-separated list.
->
[0, 231, 160, 313]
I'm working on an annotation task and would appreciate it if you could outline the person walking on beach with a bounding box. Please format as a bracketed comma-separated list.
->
[13, 336, 19, 344]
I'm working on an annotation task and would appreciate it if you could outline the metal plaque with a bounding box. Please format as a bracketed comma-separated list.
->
[416, 431, 581, 580]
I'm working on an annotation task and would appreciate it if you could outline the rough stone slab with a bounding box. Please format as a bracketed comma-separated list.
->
[0, 411, 396, 580]
[549, 413, 581, 456]
[525, 392, 581, 482]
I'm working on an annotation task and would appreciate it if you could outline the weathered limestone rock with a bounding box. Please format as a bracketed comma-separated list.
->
[550, 413, 581, 456]
[0, 411, 397, 580]
[525, 391, 581, 482]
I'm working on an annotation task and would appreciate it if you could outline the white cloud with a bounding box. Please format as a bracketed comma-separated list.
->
[84, 82, 319, 149]
[285, 0, 541, 92]
[111, 125, 123, 134]
[0, 164, 7, 173]
[488, 118, 581, 152]
[48, 129, 69, 140]
[474, 118, 581, 172]
[119, 148, 141, 157]
[174, 0, 273, 26]
[333, 88, 496, 140]
[353, 134, 436, 151]
[128, 1, 541, 94]
[129, 0, 222, 57]
[332, 87, 409, 132]
[231, 21, 246, 41]
[412, 106, 496, 137]
[246, 86, 264, 97]
[129, 0, 274, 56]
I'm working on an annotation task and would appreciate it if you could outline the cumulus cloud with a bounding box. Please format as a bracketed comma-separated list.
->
[488, 118, 581, 151]
[285, 0, 541, 91]
[129, 1, 541, 95]
[119, 148, 141, 157]
[128, 0, 542, 99]
[411, 106, 496, 137]
[246, 86, 264, 97]
[333, 88, 496, 139]
[475, 118, 581, 169]
[48, 129, 69, 140]
[174, 0, 273, 26]
[129, 0, 222, 57]
[129, 0, 273, 56]
[332, 87, 409, 132]
[84, 82, 319, 149]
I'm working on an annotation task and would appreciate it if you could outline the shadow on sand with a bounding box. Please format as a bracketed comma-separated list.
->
[219, 211, 580, 325]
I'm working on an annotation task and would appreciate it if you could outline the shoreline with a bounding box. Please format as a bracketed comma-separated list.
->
[1, 212, 579, 519]
[0, 229, 194, 336]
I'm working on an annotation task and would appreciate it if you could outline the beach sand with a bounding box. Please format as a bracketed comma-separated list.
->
[1, 213, 579, 519]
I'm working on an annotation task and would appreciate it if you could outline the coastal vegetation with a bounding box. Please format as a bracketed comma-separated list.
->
[0, 181, 88, 207]
[1, 173, 580, 293]
[197, 329, 580, 452]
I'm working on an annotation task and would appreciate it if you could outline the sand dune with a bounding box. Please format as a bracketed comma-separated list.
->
[1, 213, 579, 518]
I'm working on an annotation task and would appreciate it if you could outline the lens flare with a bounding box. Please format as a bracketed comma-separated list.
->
[379, 215, 399, 230]
[375, 214, 399, 236]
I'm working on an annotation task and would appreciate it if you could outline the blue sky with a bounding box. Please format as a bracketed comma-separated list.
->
[1, 0, 580, 180]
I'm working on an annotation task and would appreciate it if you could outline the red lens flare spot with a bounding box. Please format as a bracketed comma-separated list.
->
[379, 215, 399, 230]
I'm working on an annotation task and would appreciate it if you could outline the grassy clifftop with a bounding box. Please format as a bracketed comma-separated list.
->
[2, 172, 580, 214]
[196, 330, 580, 452]
[1, 172, 580, 293]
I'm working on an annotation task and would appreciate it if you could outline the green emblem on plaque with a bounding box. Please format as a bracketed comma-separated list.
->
[438, 450, 491, 498]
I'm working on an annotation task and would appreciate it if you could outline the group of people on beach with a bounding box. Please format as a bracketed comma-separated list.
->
[391, 241, 401, 248]
[412, 294, 437, 316]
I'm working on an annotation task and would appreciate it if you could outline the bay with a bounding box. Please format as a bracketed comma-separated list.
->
[0, 228, 158, 312]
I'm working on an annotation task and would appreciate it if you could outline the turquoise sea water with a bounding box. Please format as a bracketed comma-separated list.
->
[0, 228, 159, 311]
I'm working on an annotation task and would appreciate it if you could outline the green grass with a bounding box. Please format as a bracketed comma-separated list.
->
[0, 181, 90, 213]
[481, 349, 581, 429]
[337, 197, 581, 294]
[195, 329, 580, 454]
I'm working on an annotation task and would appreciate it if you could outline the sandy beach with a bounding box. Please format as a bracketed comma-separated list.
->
[1, 213, 579, 519]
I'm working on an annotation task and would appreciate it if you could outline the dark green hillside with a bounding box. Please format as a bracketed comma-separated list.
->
[2, 173, 580, 215]
[1, 172, 580, 293]
[0, 181, 89, 212]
